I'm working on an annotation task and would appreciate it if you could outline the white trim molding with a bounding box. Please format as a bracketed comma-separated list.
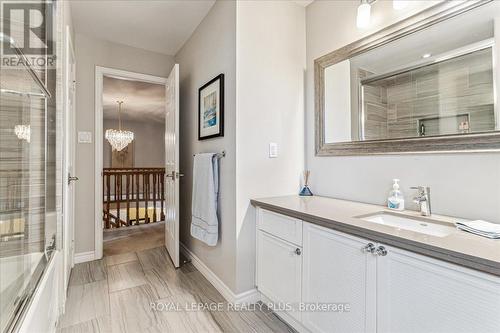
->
[94, 66, 167, 260]
[180, 243, 260, 304]
[74, 251, 95, 264]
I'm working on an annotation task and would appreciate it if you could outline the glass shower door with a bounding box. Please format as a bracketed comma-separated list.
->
[0, 33, 53, 332]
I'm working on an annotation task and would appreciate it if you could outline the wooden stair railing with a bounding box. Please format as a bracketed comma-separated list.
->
[102, 167, 165, 229]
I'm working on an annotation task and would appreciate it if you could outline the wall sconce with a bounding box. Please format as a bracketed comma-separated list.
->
[357, 0, 373, 29]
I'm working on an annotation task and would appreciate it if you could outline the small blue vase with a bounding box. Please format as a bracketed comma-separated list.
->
[299, 185, 313, 196]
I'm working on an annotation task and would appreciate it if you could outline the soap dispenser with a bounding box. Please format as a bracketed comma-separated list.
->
[388, 179, 405, 211]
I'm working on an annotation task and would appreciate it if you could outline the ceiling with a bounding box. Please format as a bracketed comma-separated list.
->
[71, 0, 216, 55]
[103, 76, 165, 124]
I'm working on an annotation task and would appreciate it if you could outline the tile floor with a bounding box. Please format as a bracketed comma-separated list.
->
[58, 246, 294, 333]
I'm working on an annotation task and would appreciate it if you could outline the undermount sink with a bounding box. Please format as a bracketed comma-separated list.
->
[357, 212, 454, 237]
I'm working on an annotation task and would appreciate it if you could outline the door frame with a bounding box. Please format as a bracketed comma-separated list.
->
[61, 24, 76, 312]
[94, 66, 167, 259]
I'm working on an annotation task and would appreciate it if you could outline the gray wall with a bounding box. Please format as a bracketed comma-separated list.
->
[103, 119, 165, 168]
[175, 0, 238, 292]
[74, 33, 174, 253]
[306, 1, 500, 223]
[235, 0, 306, 293]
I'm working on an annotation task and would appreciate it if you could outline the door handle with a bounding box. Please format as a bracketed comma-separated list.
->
[166, 171, 184, 179]
[68, 173, 79, 185]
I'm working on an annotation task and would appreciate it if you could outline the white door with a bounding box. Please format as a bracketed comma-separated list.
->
[164, 64, 180, 268]
[257, 230, 302, 322]
[377, 245, 500, 333]
[63, 25, 77, 289]
[302, 223, 376, 333]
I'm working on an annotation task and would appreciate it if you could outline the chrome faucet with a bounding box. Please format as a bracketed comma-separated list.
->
[411, 186, 431, 216]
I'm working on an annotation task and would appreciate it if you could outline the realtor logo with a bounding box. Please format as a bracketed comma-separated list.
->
[1, 1, 53, 55]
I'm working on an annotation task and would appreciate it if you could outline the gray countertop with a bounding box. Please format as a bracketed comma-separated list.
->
[251, 195, 500, 277]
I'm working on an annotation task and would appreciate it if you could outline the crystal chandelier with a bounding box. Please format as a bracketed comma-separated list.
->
[105, 101, 134, 151]
[14, 124, 30, 143]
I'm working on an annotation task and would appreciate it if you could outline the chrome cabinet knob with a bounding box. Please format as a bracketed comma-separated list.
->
[362, 243, 376, 253]
[295, 248, 301, 255]
[375, 246, 388, 256]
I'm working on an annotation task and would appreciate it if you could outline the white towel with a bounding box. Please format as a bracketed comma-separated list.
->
[455, 220, 500, 239]
[191, 153, 219, 246]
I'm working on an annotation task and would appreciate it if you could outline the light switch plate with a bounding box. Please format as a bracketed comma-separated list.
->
[269, 142, 278, 158]
[78, 131, 92, 143]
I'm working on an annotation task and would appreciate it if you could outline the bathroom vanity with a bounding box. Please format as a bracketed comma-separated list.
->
[252, 196, 500, 333]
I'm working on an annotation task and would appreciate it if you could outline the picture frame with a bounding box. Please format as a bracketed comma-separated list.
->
[198, 74, 224, 140]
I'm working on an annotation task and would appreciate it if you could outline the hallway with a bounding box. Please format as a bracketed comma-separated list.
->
[58, 246, 294, 333]
[103, 222, 165, 256]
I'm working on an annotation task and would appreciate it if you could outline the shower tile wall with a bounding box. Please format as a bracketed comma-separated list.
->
[362, 48, 495, 139]
[360, 68, 388, 140]
[0, 94, 46, 258]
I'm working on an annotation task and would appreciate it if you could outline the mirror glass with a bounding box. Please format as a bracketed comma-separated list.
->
[324, 2, 500, 143]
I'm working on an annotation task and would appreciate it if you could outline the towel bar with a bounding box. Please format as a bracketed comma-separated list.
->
[193, 150, 226, 158]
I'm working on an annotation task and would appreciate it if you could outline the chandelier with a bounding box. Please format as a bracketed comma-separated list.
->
[105, 101, 134, 151]
[14, 124, 30, 142]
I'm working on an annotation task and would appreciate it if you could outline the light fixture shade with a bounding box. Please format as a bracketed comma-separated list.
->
[393, 0, 410, 10]
[357, 2, 371, 29]
[105, 129, 134, 151]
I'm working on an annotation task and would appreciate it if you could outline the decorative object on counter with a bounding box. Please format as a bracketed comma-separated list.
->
[456, 220, 500, 239]
[299, 170, 313, 196]
[387, 179, 404, 211]
[199, 74, 224, 140]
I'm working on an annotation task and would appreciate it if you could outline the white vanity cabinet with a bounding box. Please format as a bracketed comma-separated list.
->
[256, 209, 303, 322]
[301, 223, 376, 333]
[377, 245, 500, 333]
[256, 208, 500, 333]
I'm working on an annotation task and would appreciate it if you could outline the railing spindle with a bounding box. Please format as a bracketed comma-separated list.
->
[106, 174, 111, 229]
[153, 172, 157, 222]
[126, 173, 130, 226]
[136, 173, 140, 225]
[116, 174, 121, 228]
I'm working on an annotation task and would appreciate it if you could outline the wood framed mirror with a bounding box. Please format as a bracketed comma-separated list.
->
[315, 0, 500, 155]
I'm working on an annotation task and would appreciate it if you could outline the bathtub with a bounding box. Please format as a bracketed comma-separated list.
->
[0, 252, 44, 331]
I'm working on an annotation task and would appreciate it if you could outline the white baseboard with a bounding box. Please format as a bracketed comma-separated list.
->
[180, 243, 260, 304]
[74, 251, 95, 264]
[260, 294, 309, 333]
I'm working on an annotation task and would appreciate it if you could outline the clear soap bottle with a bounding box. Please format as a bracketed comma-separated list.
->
[387, 179, 405, 211]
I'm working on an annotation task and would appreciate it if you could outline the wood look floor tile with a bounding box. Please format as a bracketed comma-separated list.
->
[58, 316, 111, 333]
[69, 260, 107, 286]
[109, 284, 159, 333]
[104, 252, 138, 267]
[58, 281, 110, 328]
[60, 246, 293, 333]
[107, 261, 147, 293]
[154, 293, 222, 333]
[137, 246, 173, 272]
[103, 223, 164, 257]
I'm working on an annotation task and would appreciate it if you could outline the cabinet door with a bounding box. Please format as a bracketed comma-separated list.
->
[257, 230, 302, 322]
[377, 245, 500, 333]
[302, 223, 376, 333]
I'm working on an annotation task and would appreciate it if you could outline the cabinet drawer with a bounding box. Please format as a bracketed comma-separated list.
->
[257, 208, 302, 246]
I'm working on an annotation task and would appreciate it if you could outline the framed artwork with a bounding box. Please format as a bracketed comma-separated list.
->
[198, 74, 224, 140]
[111, 142, 134, 168]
